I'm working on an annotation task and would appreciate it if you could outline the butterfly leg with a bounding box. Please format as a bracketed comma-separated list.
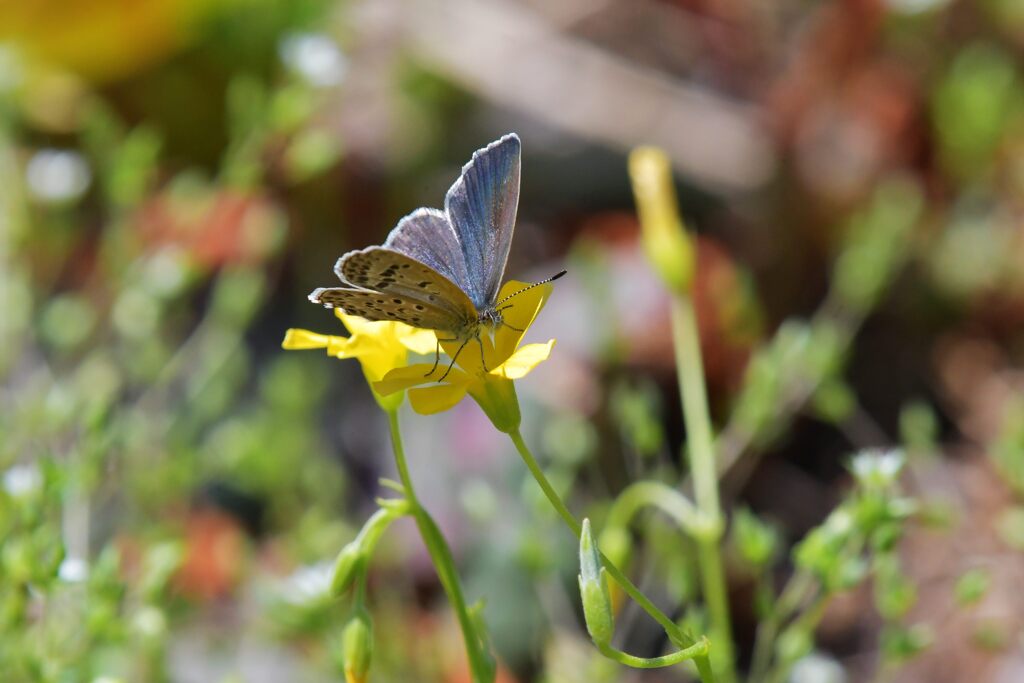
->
[438, 338, 471, 382]
[426, 336, 460, 378]
[476, 334, 489, 372]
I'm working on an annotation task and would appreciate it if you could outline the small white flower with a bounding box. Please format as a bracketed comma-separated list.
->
[850, 449, 906, 489]
[59, 557, 89, 583]
[3, 463, 41, 497]
[790, 652, 846, 683]
[26, 149, 91, 204]
[278, 561, 333, 605]
[279, 33, 347, 88]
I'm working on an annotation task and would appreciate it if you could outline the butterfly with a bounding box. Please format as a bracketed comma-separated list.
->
[309, 133, 564, 379]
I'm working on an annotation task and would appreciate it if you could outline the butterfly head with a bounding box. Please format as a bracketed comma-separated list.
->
[479, 270, 566, 335]
[477, 306, 505, 330]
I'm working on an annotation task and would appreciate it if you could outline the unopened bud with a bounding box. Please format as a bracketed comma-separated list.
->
[330, 542, 364, 597]
[629, 147, 695, 295]
[578, 519, 614, 646]
[343, 609, 373, 683]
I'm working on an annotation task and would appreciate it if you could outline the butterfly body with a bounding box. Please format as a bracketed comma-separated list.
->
[309, 134, 523, 352]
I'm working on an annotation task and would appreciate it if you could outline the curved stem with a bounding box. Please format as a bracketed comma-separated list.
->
[606, 480, 708, 538]
[358, 506, 407, 554]
[386, 409, 492, 683]
[671, 297, 736, 683]
[598, 637, 710, 669]
[509, 428, 716, 683]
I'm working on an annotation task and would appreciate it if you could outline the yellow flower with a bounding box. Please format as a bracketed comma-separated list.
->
[282, 310, 436, 411]
[373, 280, 556, 433]
[0, 0, 219, 84]
[629, 147, 695, 295]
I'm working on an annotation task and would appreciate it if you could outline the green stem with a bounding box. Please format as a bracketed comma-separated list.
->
[672, 298, 720, 516]
[764, 595, 830, 683]
[359, 507, 406, 554]
[768, 534, 868, 683]
[598, 637, 710, 668]
[387, 409, 492, 683]
[671, 296, 736, 683]
[749, 570, 811, 682]
[605, 481, 706, 537]
[751, 532, 862, 683]
[509, 428, 716, 683]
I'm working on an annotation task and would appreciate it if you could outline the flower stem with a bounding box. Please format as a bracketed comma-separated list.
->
[386, 409, 493, 683]
[509, 428, 716, 683]
[605, 480, 706, 537]
[598, 637, 710, 668]
[749, 570, 816, 682]
[671, 296, 736, 683]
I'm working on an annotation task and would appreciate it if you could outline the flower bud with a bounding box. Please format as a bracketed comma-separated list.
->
[330, 541, 364, 597]
[629, 147, 695, 295]
[578, 519, 614, 646]
[342, 609, 373, 683]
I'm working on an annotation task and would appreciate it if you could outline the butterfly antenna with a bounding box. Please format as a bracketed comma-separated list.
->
[495, 270, 567, 307]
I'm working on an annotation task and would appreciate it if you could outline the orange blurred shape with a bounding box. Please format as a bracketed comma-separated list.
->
[136, 187, 282, 269]
[767, 0, 886, 144]
[445, 661, 517, 683]
[410, 612, 518, 683]
[0, 0, 218, 83]
[173, 507, 245, 601]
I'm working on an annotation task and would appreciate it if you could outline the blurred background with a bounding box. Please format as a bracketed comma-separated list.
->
[3, 0, 1024, 681]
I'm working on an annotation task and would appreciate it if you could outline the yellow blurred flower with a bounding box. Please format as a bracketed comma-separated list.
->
[373, 280, 556, 433]
[282, 309, 436, 411]
[0, 0, 217, 84]
[629, 147, 695, 295]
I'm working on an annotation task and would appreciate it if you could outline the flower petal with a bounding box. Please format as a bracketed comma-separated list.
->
[492, 340, 556, 379]
[408, 383, 470, 414]
[375, 363, 469, 396]
[338, 312, 404, 344]
[282, 328, 332, 350]
[399, 327, 439, 355]
[336, 310, 372, 334]
[327, 336, 353, 357]
[494, 281, 552, 362]
[442, 334, 499, 376]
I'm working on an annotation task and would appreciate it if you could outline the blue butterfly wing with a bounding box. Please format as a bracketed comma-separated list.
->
[444, 133, 520, 309]
[382, 207, 473, 300]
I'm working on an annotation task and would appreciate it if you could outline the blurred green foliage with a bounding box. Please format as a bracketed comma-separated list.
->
[3, 0, 1024, 681]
